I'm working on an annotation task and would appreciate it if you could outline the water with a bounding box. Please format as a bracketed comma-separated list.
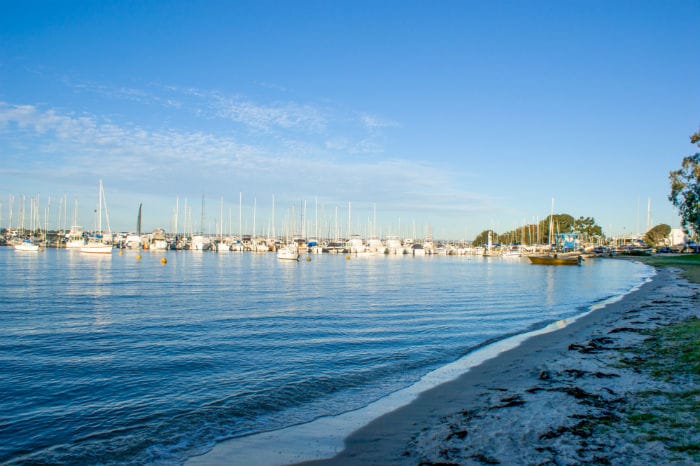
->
[0, 249, 652, 464]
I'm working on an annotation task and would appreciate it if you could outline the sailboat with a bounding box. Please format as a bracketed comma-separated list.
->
[276, 242, 299, 260]
[124, 204, 143, 249]
[527, 198, 581, 265]
[14, 239, 39, 252]
[528, 254, 582, 265]
[14, 195, 40, 252]
[65, 200, 85, 249]
[81, 180, 113, 254]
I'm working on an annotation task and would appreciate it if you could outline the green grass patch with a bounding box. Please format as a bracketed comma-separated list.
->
[633, 254, 700, 284]
[617, 317, 700, 461]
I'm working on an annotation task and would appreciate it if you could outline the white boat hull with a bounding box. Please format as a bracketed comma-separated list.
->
[81, 243, 113, 254]
[14, 242, 39, 252]
[65, 240, 85, 249]
[277, 244, 299, 260]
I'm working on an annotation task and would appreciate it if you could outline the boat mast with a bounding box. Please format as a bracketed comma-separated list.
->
[200, 194, 205, 235]
[174, 196, 179, 235]
[97, 180, 103, 235]
[219, 196, 224, 240]
[548, 197, 554, 248]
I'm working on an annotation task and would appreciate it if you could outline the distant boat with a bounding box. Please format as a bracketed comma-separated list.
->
[14, 239, 39, 252]
[367, 236, 386, 255]
[386, 236, 405, 255]
[214, 240, 230, 252]
[65, 201, 85, 248]
[191, 235, 211, 251]
[277, 243, 299, 261]
[124, 234, 142, 249]
[81, 180, 113, 255]
[348, 235, 366, 254]
[412, 243, 425, 256]
[65, 226, 85, 249]
[528, 254, 582, 266]
[149, 228, 169, 250]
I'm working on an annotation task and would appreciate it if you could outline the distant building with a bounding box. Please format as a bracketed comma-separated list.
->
[669, 228, 687, 246]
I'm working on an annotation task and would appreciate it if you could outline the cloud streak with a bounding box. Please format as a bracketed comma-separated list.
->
[0, 99, 495, 235]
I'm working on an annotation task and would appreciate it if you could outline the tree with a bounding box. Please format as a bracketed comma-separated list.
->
[669, 129, 700, 236]
[537, 214, 574, 244]
[644, 224, 671, 247]
[573, 216, 604, 241]
[473, 229, 497, 246]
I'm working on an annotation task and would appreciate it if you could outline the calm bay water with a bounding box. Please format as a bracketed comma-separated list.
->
[0, 248, 651, 464]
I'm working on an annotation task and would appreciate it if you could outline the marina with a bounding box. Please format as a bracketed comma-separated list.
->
[1, 3, 697, 464]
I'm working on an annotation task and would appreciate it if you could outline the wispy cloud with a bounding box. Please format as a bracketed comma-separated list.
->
[68, 78, 328, 134]
[67, 78, 184, 109]
[0, 102, 263, 177]
[0, 100, 495, 234]
[360, 113, 400, 131]
[173, 86, 327, 133]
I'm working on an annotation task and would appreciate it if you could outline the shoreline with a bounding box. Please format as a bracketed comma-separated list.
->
[186, 261, 676, 466]
[295, 265, 698, 465]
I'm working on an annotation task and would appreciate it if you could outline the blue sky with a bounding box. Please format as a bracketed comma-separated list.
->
[1, 1, 698, 239]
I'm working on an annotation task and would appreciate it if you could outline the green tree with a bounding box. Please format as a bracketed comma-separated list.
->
[537, 214, 574, 244]
[644, 224, 671, 247]
[573, 216, 604, 241]
[473, 229, 497, 246]
[669, 130, 700, 236]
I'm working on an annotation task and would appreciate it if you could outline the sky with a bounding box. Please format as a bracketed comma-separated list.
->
[1, 0, 698, 240]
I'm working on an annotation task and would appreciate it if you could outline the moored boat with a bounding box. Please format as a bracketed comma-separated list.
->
[277, 243, 299, 261]
[65, 226, 85, 249]
[81, 240, 113, 254]
[80, 180, 113, 255]
[14, 239, 39, 252]
[528, 254, 582, 266]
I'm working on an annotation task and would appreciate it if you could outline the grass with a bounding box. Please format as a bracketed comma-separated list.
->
[633, 253, 700, 284]
[617, 318, 700, 461]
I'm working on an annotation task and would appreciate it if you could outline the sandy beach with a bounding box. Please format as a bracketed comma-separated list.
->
[295, 265, 699, 465]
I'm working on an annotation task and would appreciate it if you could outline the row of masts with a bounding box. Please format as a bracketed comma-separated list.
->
[2, 192, 448, 244]
[2, 193, 83, 238]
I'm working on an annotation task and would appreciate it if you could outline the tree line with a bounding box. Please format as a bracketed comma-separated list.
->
[472, 214, 603, 247]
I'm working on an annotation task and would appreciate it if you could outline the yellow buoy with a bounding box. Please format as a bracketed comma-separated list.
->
[306, 255, 312, 262]
[136, 254, 142, 260]
[161, 257, 167, 264]
[345, 254, 351, 260]
[119, 250, 123, 256]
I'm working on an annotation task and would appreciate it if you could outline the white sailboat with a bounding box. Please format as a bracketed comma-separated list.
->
[81, 180, 113, 254]
[65, 226, 85, 249]
[65, 200, 85, 248]
[277, 242, 299, 260]
[14, 239, 39, 252]
[14, 195, 40, 252]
